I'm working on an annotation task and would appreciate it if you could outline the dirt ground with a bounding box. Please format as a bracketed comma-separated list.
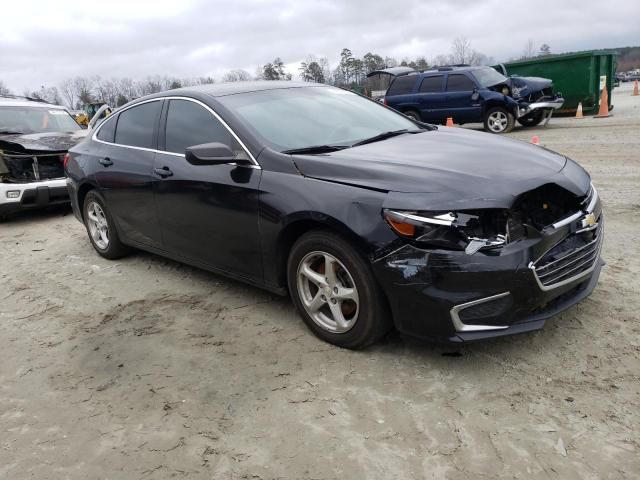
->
[1, 82, 639, 480]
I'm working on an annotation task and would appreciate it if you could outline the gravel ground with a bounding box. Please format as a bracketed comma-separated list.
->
[1, 82, 639, 479]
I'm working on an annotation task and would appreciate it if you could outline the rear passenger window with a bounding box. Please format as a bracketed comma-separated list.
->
[114, 101, 161, 149]
[446, 74, 476, 92]
[387, 75, 417, 96]
[419, 76, 444, 93]
[96, 116, 116, 142]
[164, 100, 239, 155]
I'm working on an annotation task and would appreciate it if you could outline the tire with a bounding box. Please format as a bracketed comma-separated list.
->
[82, 190, 129, 259]
[484, 107, 515, 134]
[287, 230, 392, 349]
[517, 110, 544, 127]
[403, 109, 421, 122]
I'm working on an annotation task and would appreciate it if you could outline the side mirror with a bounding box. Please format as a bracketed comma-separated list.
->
[471, 89, 480, 101]
[185, 142, 244, 165]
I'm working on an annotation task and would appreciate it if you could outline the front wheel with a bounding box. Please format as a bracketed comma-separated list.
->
[517, 110, 544, 127]
[484, 107, 515, 134]
[287, 231, 391, 349]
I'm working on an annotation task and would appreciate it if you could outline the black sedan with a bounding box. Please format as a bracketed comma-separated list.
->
[66, 81, 603, 349]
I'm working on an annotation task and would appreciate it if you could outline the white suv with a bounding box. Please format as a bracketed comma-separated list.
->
[0, 96, 87, 219]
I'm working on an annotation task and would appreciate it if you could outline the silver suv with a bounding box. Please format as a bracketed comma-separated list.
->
[0, 96, 87, 219]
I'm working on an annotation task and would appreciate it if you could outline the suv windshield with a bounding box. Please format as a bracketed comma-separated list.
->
[471, 67, 508, 88]
[0, 106, 81, 134]
[217, 86, 420, 152]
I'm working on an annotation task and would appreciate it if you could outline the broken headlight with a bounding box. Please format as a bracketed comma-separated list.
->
[383, 209, 507, 255]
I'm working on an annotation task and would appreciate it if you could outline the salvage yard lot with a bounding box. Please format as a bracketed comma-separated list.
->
[1, 82, 639, 479]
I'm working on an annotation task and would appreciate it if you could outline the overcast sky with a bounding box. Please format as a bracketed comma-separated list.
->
[1, 0, 638, 92]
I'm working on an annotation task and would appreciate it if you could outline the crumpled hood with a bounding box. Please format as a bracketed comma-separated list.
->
[0, 130, 88, 153]
[507, 76, 553, 99]
[293, 127, 590, 210]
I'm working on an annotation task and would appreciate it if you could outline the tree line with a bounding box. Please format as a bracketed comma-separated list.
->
[0, 37, 557, 110]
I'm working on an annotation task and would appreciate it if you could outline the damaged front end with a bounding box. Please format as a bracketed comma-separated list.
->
[372, 182, 603, 342]
[490, 75, 565, 124]
[0, 149, 65, 183]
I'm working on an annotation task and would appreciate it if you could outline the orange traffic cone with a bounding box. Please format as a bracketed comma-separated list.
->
[531, 135, 540, 145]
[633, 80, 639, 96]
[575, 102, 584, 119]
[446, 117, 454, 127]
[595, 86, 610, 118]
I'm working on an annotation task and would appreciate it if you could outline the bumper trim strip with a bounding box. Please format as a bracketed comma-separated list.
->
[450, 292, 510, 332]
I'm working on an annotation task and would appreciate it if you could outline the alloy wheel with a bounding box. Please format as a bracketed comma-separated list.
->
[296, 251, 360, 333]
[487, 110, 509, 132]
[86, 201, 110, 250]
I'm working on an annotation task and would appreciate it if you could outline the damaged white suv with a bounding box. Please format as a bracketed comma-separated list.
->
[0, 96, 87, 220]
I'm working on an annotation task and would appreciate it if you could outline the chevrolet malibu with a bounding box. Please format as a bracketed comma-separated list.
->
[65, 82, 603, 349]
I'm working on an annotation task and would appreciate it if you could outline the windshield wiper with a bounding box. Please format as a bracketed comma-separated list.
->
[282, 144, 350, 155]
[0, 130, 24, 135]
[351, 129, 422, 147]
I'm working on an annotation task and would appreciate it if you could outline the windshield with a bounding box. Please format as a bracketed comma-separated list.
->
[471, 67, 508, 88]
[0, 106, 81, 134]
[217, 86, 420, 152]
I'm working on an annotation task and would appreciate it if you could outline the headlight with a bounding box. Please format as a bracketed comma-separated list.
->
[383, 209, 507, 255]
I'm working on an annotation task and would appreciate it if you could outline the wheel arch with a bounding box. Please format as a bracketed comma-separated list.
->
[274, 213, 371, 290]
[77, 181, 98, 219]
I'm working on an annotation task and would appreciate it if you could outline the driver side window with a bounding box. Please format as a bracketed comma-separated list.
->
[164, 99, 244, 157]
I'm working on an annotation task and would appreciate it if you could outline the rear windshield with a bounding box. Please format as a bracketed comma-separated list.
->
[0, 106, 81, 134]
[386, 75, 417, 96]
[471, 67, 508, 88]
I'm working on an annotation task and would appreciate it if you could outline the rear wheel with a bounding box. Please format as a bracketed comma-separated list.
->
[517, 110, 544, 127]
[287, 231, 391, 349]
[83, 190, 129, 259]
[484, 107, 515, 133]
[403, 109, 421, 122]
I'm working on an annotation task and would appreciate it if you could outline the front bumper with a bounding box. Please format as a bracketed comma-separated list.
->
[517, 96, 565, 118]
[372, 213, 603, 343]
[0, 178, 69, 216]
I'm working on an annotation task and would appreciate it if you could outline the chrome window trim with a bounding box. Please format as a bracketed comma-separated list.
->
[450, 292, 510, 332]
[91, 96, 260, 169]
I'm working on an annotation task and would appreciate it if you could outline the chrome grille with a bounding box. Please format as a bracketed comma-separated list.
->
[532, 225, 603, 290]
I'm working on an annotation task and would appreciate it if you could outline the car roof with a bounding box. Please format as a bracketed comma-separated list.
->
[155, 80, 326, 99]
[417, 66, 486, 76]
[0, 96, 66, 109]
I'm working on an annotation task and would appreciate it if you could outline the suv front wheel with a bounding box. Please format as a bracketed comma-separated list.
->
[484, 107, 515, 134]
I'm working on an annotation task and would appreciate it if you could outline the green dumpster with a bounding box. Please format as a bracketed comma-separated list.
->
[495, 50, 618, 114]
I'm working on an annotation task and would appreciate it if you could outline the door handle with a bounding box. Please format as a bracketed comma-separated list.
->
[153, 166, 173, 178]
[98, 157, 113, 167]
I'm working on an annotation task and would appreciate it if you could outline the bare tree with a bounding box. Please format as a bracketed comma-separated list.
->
[0, 81, 12, 96]
[451, 36, 474, 64]
[59, 79, 77, 109]
[222, 69, 251, 82]
[523, 39, 535, 59]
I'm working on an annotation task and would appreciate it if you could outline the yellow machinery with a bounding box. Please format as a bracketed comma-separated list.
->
[74, 102, 112, 127]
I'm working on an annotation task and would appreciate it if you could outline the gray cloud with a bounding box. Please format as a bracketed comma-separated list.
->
[1, 0, 638, 91]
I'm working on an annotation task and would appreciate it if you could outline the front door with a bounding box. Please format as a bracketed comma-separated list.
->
[444, 73, 482, 123]
[153, 98, 263, 281]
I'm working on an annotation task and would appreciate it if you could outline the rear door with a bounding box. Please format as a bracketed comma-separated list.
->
[94, 100, 163, 249]
[444, 73, 482, 122]
[153, 98, 263, 280]
[416, 75, 445, 122]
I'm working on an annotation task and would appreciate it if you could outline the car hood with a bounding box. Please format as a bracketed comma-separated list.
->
[0, 130, 88, 153]
[292, 127, 590, 210]
[507, 76, 553, 99]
